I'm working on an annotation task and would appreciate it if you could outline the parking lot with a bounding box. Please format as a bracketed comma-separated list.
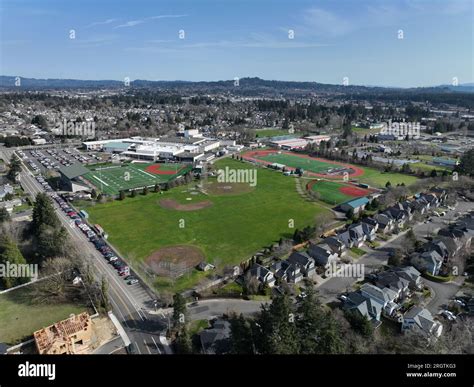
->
[17, 147, 105, 175]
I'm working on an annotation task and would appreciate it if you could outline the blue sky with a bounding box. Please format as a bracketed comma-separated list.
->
[0, 0, 472, 87]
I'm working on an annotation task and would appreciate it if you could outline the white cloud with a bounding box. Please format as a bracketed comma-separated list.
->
[114, 14, 187, 29]
[86, 18, 118, 28]
[302, 8, 354, 37]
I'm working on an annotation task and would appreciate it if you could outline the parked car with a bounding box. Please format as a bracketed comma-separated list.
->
[125, 275, 136, 281]
[128, 279, 139, 285]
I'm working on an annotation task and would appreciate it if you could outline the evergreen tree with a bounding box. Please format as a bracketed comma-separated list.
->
[0, 236, 28, 288]
[172, 293, 187, 329]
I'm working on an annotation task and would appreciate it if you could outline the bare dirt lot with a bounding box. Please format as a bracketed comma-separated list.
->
[145, 245, 205, 277]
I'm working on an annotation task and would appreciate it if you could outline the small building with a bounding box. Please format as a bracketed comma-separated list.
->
[340, 197, 370, 215]
[34, 312, 93, 355]
[199, 319, 231, 354]
[59, 164, 91, 192]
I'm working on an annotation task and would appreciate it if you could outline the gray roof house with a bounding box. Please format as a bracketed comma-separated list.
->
[335, 230, 354, 248]
[360, 283, 399, 317]
[350, 222, 376, 242]
[270, 260, 303, 283]
[402, 307, 443, 338]
[384, 206, 409, 228]
[392, 266, 423, 290]
[411, 197, 430, 214]
[347, 224, 367, 247]
[373, 213, 394, 233]
[343, 291, 384, 322]
[199, 319, 232, 354]
[308, 243, 338, 266]
[425, 240, 449, 261]
[360, 217, 379, 233]
[375, 271, 410, 300]
[287, 251, 316, 277]
[323, 236, 346, 256]
[249, 264, 276, 287]
[411, 250, 443, 276]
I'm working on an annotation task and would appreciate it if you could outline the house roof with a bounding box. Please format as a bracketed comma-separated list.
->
[342, 197, 370, 209]
[59, 164, 90, 180]
[404, 307, 438, 334]
[199, 319, 231, 354]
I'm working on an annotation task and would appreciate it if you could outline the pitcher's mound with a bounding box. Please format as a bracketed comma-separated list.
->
[145, 245, 204, 277]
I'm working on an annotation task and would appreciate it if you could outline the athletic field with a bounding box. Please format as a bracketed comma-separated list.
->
[243, 150, 363, 177]
[82, 163, 192, 195]
[307, 180, 374, 205]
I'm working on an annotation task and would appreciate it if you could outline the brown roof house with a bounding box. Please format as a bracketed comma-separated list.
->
[34, 312, 93, 355]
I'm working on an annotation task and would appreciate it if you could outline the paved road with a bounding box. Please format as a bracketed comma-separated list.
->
[0, 146, 168, 355]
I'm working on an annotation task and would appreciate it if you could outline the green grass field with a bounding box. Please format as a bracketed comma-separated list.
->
[83, 163, 191, 195]
[81, 158, 330, 292]
[355, 167, 418, 187]
[0, 286, 86, 345]
[256, 152, 344, 174]
[308, 180, 370, 205]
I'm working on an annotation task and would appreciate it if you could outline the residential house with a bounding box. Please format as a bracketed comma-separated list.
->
[373, 213, 394, 233]
[0, 184, 14, 200]
[287, 251, 316, 277]
[360, 217, 379, 233]
[350, 222, 377, 242]
[411, 250, 443, 276]
[430, 188, 448, 205]
[199, 319, 231, 354]
[374, 271, 410, 300]
[340, 197, 370, 215]
[425, 240, 449, 262]
[411, 197, 430, 215]
[402, 307, 443, 338]
[392, 266, 423, 290]
[347, 224, 367, 247]
[384, 206, 409, 229]
[270, 260, 303, 283]
[323, 236, 346, 256]
[420, 193, 439, 209]
[395, 201, 414, 220]
[248, 264, 276, 287]
[308, 243, 338, 266]
[343, 291, 384, 322]
[335, 230, 354, 248]
[360, 283, 399, 317]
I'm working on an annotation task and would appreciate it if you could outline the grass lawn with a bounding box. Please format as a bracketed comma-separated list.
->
[307, 180, 373, 205]
[189, 319, 210, 335]
[355, 167, 418, 188]
[0, 286, 86, 345]
[81, 158, 330, 292]
[350, 247, 367, 257]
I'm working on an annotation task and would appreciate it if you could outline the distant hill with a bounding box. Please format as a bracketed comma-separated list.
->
[0, 75, 472, 94]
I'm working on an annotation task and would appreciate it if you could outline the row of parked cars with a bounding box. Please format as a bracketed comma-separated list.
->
[36, 175, 53, 192]
[49, 191, 139, 286]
